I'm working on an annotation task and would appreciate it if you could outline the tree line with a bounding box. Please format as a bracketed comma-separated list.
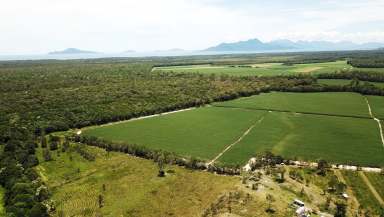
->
[0, 120, 49, 217]
[318, 69, 384, 82]
[347, 58, 384, 68]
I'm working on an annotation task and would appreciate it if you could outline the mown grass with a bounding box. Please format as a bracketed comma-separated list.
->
[0, 186, 5, 217]
[218, 112, 384, 166]
[83, 106, 266, 160]
[213, 92, 370, 118]
[36, 146, 238, 217]
[364, 172, 384, 200]
[318, 79, 384, 88]
[341, 171, 383, 214]
[367, 95, 384, 119]
[155, 61, 350, 77]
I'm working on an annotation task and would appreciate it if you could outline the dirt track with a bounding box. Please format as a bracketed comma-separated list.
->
[359, 171, 384, 205]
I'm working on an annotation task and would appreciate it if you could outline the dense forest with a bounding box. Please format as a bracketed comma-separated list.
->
[0, 61, 314, 142]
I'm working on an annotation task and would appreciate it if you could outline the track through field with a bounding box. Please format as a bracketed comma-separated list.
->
[365, 97, 384, 148]
[207, 114, 267, 165]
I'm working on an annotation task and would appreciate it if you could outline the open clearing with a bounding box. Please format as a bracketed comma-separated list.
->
[154, 61, 350, 77]
[35, 146, 238, 217]
[84, 92, 384, 167]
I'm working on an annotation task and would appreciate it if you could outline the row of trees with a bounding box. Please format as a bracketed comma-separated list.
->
[0, 120, 49, 217]
[71, 135, 242, 175]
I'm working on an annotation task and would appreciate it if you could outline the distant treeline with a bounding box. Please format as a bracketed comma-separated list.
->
[347, 58, 384, 68]
[318, 70, 384, 82]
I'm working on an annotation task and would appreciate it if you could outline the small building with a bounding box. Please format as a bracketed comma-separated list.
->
[292, 199, 305, 207]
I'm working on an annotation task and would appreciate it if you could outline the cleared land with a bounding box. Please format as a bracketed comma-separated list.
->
[154, 61, 350, 77]
[83, 107, 266, 160]
[36, 146, 238, 217]
[213, 92, 370, 118]
[341, 171, 383, 215]
[218, 112, 384, 166]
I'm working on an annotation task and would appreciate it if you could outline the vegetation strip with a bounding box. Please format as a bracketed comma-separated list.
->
[212, 104, 372, 120]
[365, 97, 384, 147]
[358, 171, 384, 205]
[208, 114, 266, 165]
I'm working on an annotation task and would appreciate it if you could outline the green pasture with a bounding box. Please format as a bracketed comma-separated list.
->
[218, 112, 384, 166]
[83, 107, 266, 160]
[213, 92, 370, 118]
[154, 61, 349, 77]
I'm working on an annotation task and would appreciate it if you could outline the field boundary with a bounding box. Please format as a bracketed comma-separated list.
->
[212, 104, 371, 120]
[207, 114, 267, 165]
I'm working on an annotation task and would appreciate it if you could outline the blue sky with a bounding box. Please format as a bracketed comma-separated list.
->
[1, 0, 383, 54]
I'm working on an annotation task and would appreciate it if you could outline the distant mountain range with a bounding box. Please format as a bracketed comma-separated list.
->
[49, 48, 98, 55]
[205, 38, 384, 52]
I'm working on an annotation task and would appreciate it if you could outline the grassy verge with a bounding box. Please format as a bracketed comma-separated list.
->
[0, 186, 5, 217]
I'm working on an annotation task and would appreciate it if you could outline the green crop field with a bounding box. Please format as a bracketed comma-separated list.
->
[0, 187, 5, 217]
[367, 95, 384, 119]
[84, 92, 384, 167]
[154, 61, 350, 77]
[364, 172, 384, 199]
[35, 146, 237, 217]
[341, 171, 383, 214]
[218, 112, 384, 166]
[83, 107, 266, 160]
[213, 92, 370, 118]
[318, 79, 384, 88]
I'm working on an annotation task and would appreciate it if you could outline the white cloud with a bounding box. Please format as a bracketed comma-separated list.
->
[0, 0, 383, 54]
